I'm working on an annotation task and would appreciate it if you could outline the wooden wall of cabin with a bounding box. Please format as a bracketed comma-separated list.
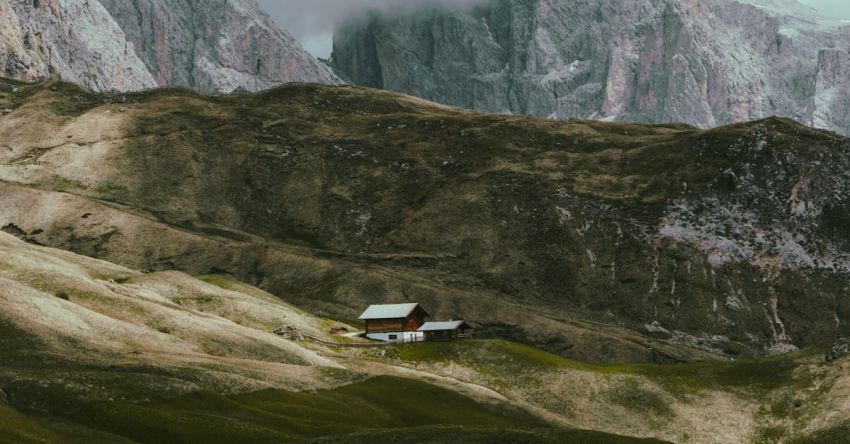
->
[365, 307, 429, 333]
[365, 318, 404, 333]
[404, 307, 428, 331]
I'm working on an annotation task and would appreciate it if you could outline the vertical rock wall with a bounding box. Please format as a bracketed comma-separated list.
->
[332, 0, 850, 135]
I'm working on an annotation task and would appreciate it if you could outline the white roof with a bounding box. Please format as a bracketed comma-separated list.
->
[418, 321, 468, 332]
[358, 303, 422, 320]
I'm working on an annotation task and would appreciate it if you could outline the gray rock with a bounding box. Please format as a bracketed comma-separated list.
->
[98, 0, 342, 92]
[332, 0, 850, 135]
[0, 0, 340, 93]
[826, 337, 850, 362]
[813, 48, 850, 134]
[0, 0, 156, 92]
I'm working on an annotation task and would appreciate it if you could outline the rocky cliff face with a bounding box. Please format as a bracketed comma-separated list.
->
[0, 0, 339, 93]
[98, 0, 341, 92]
[332, 0, 850, 135]
[0, 0, 157, 92]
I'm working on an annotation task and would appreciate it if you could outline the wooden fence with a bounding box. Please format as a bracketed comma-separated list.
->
[274, 326, 409, 348]
[301, 333, 403, 348]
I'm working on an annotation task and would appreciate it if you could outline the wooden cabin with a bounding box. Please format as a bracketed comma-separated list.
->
[418, 320, 471, 341]
[358, 303, 431, 342]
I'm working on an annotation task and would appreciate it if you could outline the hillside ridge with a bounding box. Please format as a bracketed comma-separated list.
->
[1, 77, 849, 364]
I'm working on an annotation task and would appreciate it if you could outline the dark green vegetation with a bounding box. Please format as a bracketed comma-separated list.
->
[0, 376, 660, 444]
[2, 78, 850, 365]
[307, 425, 667, 444]
[0, 404, 59, 444]
[789, 422, 850, 444]
[371, 339, 850, 443]
[394, 339, 813, 394]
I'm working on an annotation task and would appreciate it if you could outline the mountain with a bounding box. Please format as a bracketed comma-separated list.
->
[98, 0, 342, 91]
[0, 0, 340, 93]
[0, 0, 157, 91]
[331, 0, 850, 136]
[2, 77, 849, 365]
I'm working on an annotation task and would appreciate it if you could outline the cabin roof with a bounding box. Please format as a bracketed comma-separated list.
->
[418, 320, 469, 332]
[358, 303, 429, 320]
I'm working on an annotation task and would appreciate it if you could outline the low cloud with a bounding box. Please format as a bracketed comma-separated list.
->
[258, 0, 850, 58]
[799, 0, 850, 18]
[256, 0, 485, 58]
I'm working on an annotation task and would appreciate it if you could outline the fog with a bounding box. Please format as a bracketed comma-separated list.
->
[256, 0, 485, 58]
[799, 0, 850, 18]
[257, 0, 850, 58]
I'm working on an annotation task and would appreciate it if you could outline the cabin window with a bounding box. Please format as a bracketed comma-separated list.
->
[388, 334, 398, 340]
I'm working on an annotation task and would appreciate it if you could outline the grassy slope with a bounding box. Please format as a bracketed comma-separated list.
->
[349, 340, 850, 443]
[2, 78, 850, 364]
[0, 230, 347, 413]
[0, 404, 60, 444]
[0, 230, 660, 443]
[394, 340, 813, 397]
[0, 229, 848, 442]
[0, 377, 661, 444]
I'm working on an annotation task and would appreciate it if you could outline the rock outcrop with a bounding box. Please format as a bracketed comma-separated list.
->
[99, 0, 341, 92]
[332, 0, 850, 135]
[0, 0, 157, 92]
[0, 0, 340, 93]
[813, 48, 850, 134]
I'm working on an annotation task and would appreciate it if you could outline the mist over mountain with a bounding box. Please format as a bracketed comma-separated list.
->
[258, 0, 488, 57]
[800, 0, 850, 18]
[262, 0, 850, 59]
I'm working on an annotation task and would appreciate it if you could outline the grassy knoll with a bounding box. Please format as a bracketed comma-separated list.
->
[0, 404, 60, 444]
[395, 339, 812, 394]
[358, 339, 843, 442]
[0, 376, 662, 443]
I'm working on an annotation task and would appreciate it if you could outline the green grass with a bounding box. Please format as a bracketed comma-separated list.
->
[396, 339, 809, 395]
[197, 275, 239, 291]
[48, 175, 88, 192]
[24, 273, 149, 318]
[789, 421, 850, 444]
[330, 334, 356, 343]
[608, 379, 673, 419]
[0, 406, 137, 444]
[0, 404, 60, 444]
[389, 339, 831, 438]
[93, 183, 131, 200]
[1, 376, 663, 443]
[305, 424, 668, 443]
[88, 270, 138, 283]
[172, 295, 220, 308]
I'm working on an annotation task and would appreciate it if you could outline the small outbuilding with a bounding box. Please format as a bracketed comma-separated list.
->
[359, 303, 431, 342]
[418, 320, 471, 341]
